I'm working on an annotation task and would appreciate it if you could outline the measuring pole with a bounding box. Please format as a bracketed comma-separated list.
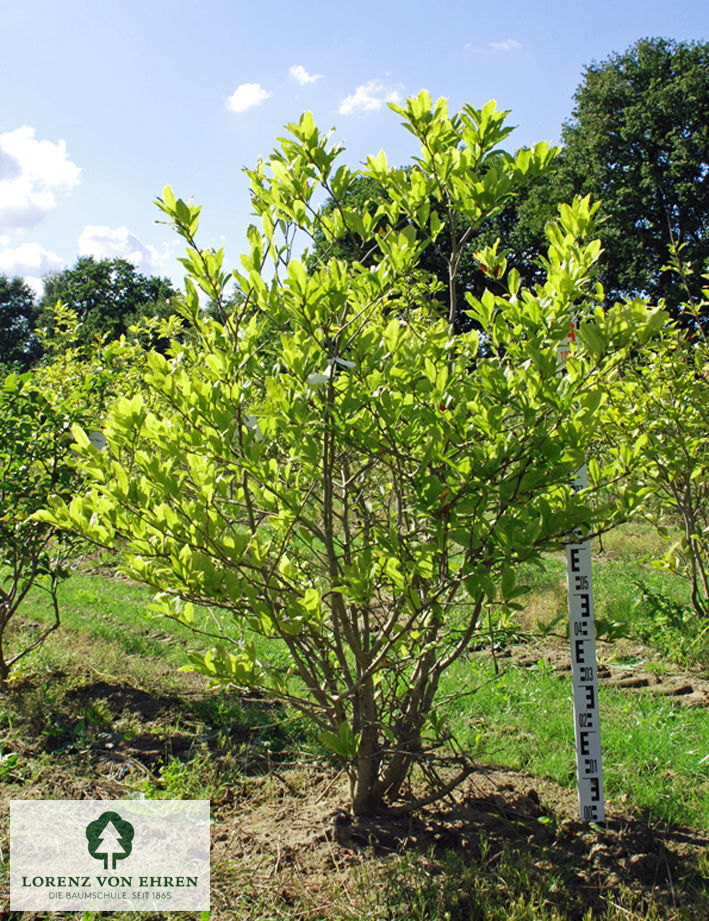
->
[559, 324, 605, 824]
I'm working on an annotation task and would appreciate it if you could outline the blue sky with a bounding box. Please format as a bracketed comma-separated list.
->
[1, 0, 707, 294]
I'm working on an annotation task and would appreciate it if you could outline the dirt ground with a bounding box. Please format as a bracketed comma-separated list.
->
[1, 638, 708, 919]
[205, 761, 709, 917]
[204, 640, 709, 914]
[4, 754, 705, 919]
[500, 638, 709, 708]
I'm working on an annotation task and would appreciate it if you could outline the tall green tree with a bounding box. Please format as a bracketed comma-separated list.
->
[39, 257, 177, 347]
[0, 275, 41, 371]
[536, 37, 709, 317]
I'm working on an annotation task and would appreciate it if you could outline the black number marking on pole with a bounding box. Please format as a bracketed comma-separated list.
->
[557, 326, 605, 825]
[565, 462, 605, 824]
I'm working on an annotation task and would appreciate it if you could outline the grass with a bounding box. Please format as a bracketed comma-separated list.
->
[7, 538, 709, 832]
[2, 522, 709, 919]
[369, 846, 709, 921]
[441, 658, 709, 829]
[16, 571, 206, 665]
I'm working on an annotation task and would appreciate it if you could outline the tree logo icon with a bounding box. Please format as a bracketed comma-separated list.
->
[85, 811, 134, 870]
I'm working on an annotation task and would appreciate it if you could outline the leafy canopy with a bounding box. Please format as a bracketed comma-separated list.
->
[603, 259, 709, 619]
[39, 256, 178, 348]
[43, 93, 663, 813]
[535, 37, 709, 315]
[424, 37, 709, 324]
[0, 303, 183, 682]
[0, 275, 41, 371]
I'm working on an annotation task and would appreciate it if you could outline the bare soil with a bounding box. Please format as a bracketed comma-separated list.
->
[208, 763, 709, 918]
[1, 661, 708, 920]
[499, 637, 709, 708]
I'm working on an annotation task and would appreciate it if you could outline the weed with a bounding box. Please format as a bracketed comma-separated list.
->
[0, 750, 19, 780]
[593, 613, 632, 642]
[141, 745, 243, 801]
[534, 610, 567, 637]
[632, 579, 709, 667]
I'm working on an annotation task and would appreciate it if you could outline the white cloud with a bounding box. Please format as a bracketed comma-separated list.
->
[339, 80, 401, 116]
[0, 242, 64, 296]
[0, 126, 80, 233]
[0, 149, 22, 182]
[0, 242, 63, 277]
[489, 39, 522, 51]
[225, 83, 271, 113]
[290, 65, 322, 86]
[78, 225, 164, 274]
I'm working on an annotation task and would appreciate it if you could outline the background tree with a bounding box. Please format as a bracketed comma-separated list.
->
[524, 37, 709, 318]
[601, 254, 709, 619]
[0, 300, 183, 682]
[0, 370, 84, 682]
[0, 275, 41, 371]
[318, 38, 709, 328]
[0, 308, 117, 683]
[38, 257, 177, 347]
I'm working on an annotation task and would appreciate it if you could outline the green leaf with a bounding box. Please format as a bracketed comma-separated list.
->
[319, 722, 359, 760]
[500, 565, 516, 600]
[162, 185, 177, 211]
[577, 323, 606, 356]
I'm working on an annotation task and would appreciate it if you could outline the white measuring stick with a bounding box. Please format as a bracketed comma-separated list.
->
[560, 324, 605, 823]
[566, 465, 605, 823]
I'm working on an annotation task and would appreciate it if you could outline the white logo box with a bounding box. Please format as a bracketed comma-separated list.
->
[10, 799, 210, 911]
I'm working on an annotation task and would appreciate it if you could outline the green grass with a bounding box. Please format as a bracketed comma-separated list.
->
[441, 657, 709, 829]
[3, 540, 709, 920]
[10, 546, 709, 831]
[19, 572, 205, 663]
[516, 545, 709, 667]
[1, 572, 322, 785]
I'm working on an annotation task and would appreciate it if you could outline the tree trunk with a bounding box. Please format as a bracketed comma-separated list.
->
[350, 672, 384, 815]
[350, 733, 383, 815]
